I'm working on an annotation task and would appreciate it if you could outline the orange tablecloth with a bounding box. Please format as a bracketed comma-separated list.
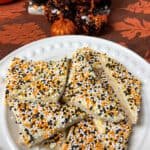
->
[0, 0, 150, 62]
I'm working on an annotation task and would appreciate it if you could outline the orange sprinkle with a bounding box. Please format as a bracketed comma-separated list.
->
[33, 108, 38, 114]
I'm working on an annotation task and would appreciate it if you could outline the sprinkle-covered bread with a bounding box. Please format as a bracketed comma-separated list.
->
[40, 131, 67, 150]
[77, 47, 142, 124]
[94, 119, 131, 150]
[9, 99, 85, 147]
[5, 57, 69, 103]
[63, 52, 125, 122]
[62, 118, 104, 150]
[100, 54, 142, 124]
[62, 118, 131, 150]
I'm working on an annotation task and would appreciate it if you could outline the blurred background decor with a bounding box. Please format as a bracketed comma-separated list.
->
[28, 0, 111, 35]
[0, 0, 15, 4]
[28, 0, 48, 15]
[0, 0, 149, 62]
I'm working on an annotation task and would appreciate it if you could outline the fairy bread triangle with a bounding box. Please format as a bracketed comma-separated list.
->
[9, 99, 85, 147]
[62, 118, 131, 150]
[5, 57, 69, 103]
[40, 131, 67, 150]
[77, 47, 142, 124]
[62, 118, 104, 150]
[63, 52, 125, 122]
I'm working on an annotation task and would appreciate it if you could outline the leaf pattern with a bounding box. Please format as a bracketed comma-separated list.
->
[113, 18, 150, 40]
[0, 23, 46, 45]
[124, 0, 150, 14]
[0, 1, 25, 20]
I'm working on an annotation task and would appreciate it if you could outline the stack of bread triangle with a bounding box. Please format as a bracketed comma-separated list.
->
[6, 47, 142, 149]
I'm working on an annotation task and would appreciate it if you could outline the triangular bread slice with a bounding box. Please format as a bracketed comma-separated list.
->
[63, 53, 125, 122]
[62, 118, 104, 150]
[9, 99, 86, 147]
[77, 47, 142, 124]
[94, 119, 131, 150]
[5, 57, 69, 103]
[62, 118, 131, 150]
[40, 131, 67, 150]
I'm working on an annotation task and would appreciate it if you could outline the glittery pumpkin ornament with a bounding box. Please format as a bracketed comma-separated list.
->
[75, 0, 109, 35]
[50, 16, 76, 36]
[45, 0, 75, 24]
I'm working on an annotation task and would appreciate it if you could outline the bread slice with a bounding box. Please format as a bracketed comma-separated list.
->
[62, 118, 104, 150]
[94, 118, 132, 150]
[40, 131, 67, 150]
[5, 57, 69, 103]
[63, 52, 125, 122]
[62, 118, 131, 150]
[9, 99, 86, 147]
[100, 54, 142, 124]
[77, 48, 142, 124]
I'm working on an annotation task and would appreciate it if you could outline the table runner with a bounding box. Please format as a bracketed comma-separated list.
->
[0, 0, 150, 62]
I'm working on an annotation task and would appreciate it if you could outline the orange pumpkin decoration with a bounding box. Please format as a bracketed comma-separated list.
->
[50, 16, 76, 36]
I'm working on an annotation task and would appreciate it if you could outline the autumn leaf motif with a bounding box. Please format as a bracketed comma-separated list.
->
[0, 23, 46, 45]
[113, 18, 150, 40]
[0, 1, 25, 20]
[124, 0, 150, 14]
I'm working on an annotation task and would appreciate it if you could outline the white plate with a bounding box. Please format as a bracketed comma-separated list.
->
[0, 35, 150, 150]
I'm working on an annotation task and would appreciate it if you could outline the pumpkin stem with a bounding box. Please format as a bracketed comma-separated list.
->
[59, 13, 64, 21]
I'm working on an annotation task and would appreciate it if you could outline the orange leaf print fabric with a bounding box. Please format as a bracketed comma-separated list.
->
[113, 18, 150, 40]
[0, 1, 25, 20]
[125, 0, 150, 14]
[0, 23, 46, 45]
